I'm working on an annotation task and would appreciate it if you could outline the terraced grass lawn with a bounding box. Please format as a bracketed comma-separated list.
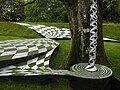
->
[103, 23, 120, 40]
[105, 42, 120, 80]
[26, 22, 120, 40]
[0, 22, 42, 38]
[0, 22, 120, 90]
[0, 35, 25, 40]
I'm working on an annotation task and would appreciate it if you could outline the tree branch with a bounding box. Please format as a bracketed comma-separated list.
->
[16, 0, 37, 6]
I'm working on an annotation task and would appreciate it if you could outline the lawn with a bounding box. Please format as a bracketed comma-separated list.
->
[26, 22, 120, 40]
[0, 79, 71, 90]
[0, 22, 41, 39]
[103, 23, 120, 40]
[0, 22, 120, 90]
[0, 35, 24, 40]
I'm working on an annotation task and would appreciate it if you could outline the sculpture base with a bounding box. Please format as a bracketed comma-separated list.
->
[70, 63, 112, 79]
[85, 64, 98, 72]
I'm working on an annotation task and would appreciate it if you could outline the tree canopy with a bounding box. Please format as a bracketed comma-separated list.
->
[0, 0, 37, 21]
[24, 0, 120, 23]
[25, 0, 68, 22]
[0, 0, 119, 22]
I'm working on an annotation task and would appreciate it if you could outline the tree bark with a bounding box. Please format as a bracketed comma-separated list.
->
[62, 0, 110, 69]
[96, 2, 110, 67]
[62, 0, 82, 69]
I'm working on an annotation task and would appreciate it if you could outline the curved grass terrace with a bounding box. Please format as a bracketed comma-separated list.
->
[0, 22, 120, 90]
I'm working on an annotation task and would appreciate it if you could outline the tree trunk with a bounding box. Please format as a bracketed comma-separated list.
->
[62, 0, 82, 69]
[62, 0, 110, 69]
[96, 1, 110, 67]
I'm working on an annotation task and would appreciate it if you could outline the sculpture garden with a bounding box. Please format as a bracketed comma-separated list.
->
[0, 0, 120, 90]
[0, 22, 120, 90]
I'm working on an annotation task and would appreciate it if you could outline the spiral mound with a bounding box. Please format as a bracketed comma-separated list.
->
[70, 63, 112, 79]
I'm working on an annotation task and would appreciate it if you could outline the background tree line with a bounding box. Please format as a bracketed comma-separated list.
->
[25, 0, 120, 23]
[25, 0, 68, 22]
[0, 0, 26, 21]
[0, 0, 120, 23]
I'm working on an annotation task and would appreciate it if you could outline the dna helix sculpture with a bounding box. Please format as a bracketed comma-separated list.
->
[85, 0, 98, 71]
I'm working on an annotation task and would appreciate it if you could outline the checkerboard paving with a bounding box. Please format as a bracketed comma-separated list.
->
[0, 38, 59, 76]
[0, 24, 113, 77]
[0, 38, 59, 61]
[16, 23, 71, 39]
[16, 23, 119, 42]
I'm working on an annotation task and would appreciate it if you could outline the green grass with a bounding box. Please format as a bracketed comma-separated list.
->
[0, 22, 120, 89]
[104, 42, 120, 80]
[51, 40, 71, 69]
[0, 35, 25, 40]
[1, 22, 120, 40]
[26, 22, 120, 40]
[0, 82, 47, 90]
[103, 23, 120, 40]
[0, 79, 71, 90]
[0, 22, 41, 38]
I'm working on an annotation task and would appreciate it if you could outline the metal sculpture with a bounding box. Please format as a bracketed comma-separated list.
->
[85, 0, 98, 71]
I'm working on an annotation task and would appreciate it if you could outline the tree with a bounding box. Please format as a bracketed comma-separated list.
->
[100, 0, 119, 23]
[0, 0, 37, 21]
[25, 0, 68, 22]
[24, 0, 119, 23]
[62, 0, 110, 69]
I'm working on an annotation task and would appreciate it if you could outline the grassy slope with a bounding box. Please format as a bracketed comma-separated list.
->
[0, 22, 120, 89]
[104, 42, 120, 79]
[0, 35, 24, 40]
[26, 22, 120, 81]
[0, 22, 41, 39]
[27, 22, 120, 40]
[50, 40, 71, 69]
[103, 23, 120, 40]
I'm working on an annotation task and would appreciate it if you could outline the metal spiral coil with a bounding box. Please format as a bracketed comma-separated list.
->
[71, 63, 112, 79]
[85, 0, 98, 71]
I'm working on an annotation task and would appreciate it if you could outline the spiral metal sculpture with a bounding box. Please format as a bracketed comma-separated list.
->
[85, 0, 98, 71]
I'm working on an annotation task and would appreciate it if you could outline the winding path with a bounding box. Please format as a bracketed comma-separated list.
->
[0, 22, 113, 79]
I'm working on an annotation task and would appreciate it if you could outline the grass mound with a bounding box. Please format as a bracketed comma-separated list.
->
[0, 22, 41, 39]
[0, 22, 120, 90]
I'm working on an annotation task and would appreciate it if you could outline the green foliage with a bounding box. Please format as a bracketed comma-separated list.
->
[1, 11, 12, 21]
[118, 0, 120, 10]
[0, 0, 120, 23]
[99, 0, 120, 23]
[25, 0, 120, 23]
[0, 22, 120, 82]
[25, 0, 68, 22]
[0, 0, 25, 21]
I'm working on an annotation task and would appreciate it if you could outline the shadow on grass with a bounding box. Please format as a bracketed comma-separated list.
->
[0, 75, 119, 90]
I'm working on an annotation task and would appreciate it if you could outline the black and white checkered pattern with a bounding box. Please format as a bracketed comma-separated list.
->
[0, 38, 59, 61]
[16, 23, 71, 39]
[16, 23, 119, 42]
[0, 38, 59, 76]
[0, 23, 113, 77]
